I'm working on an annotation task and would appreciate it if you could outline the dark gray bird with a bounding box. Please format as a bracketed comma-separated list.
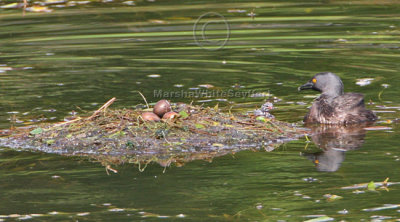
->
[298, 72, 377, 125]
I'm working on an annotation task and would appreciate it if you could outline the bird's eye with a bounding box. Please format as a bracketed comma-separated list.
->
[312, 78, 317, 83]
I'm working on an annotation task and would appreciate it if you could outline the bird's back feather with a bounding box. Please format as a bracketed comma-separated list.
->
[304, 93, 377, 125]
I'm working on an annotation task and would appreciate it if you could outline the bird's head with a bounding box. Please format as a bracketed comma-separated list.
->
[298, 72, 344, 97]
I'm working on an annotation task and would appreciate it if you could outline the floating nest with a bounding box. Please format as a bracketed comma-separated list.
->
[0, 98, 305, 168]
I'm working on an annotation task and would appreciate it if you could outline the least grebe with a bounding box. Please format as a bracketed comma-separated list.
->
[298, 72, 377, 125]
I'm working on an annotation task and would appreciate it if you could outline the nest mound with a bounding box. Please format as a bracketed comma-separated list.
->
[0, 98, 305, 167]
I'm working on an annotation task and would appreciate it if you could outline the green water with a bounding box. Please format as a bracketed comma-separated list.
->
[1, 0, 400, 220]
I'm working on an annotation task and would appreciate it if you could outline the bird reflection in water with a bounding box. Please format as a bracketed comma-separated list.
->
[301, 124, 371, 172]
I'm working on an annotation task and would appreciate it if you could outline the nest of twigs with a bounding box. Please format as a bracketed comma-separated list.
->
[0, 97, 305, 168]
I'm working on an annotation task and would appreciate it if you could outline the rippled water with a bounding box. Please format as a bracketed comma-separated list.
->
[0, 0, 399, 220]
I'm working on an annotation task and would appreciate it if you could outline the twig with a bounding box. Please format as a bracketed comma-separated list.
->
[188, 127, 217, 136]
[88, 97, 116, 120]
[52, 117, 82, 127]
[105, 165, 118, 175]
[133, 91, 149, 109]
[138, 162, 148, 172]
[22, 0, 27, 16]
[162, 130, 171, 144]
[304, 141, 310, 150]
[236, 121, 256, 126]
[228, 105, 233, 116]
[378, 89, 385, 102]
[265, 120, 284, 133]
[239, 127, 273, 132]
[383, 177, 389, 186]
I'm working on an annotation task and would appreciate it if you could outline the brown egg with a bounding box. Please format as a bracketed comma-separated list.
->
[141, 112, 160, 121]
[162, 111, 178, 120]
[153, 100, 172, 117]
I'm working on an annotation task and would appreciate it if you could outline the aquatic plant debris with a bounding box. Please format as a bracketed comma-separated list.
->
[0, 98, 305, 167]
[304, 215, 334, 222]
[323, 194, 343, 202]
[367, 181, 376, 191]
[362, 204, 400, 212]
[342, 178, 400, 190]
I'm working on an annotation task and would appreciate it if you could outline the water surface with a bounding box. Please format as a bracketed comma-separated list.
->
[0, 0, 399, 220]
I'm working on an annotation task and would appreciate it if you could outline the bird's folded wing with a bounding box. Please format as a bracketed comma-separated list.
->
[333, 93, 365, 111]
